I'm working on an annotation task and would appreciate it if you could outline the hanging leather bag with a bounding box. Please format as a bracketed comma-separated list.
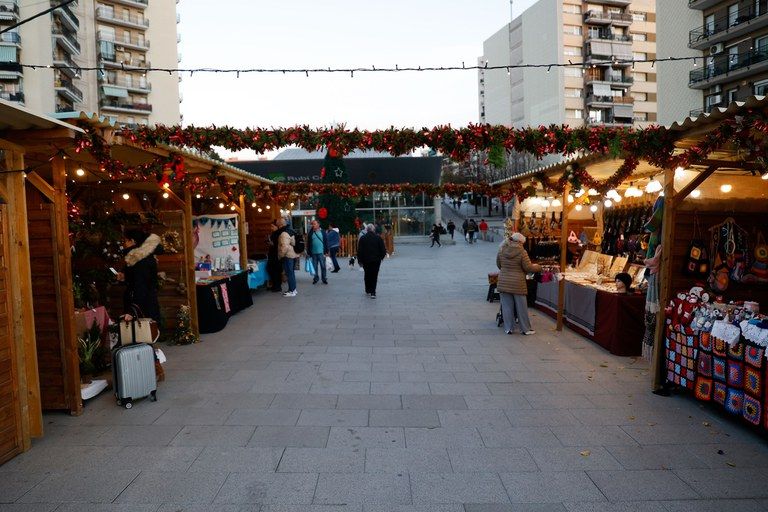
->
[683, 213, 709, 278]
[118, 305, 160, 345]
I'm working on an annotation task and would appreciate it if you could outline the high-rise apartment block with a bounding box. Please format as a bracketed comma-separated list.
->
[0, 0, 181, 126]
[478, 0, 657, 129]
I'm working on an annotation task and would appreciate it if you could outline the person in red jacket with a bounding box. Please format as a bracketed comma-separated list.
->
[479, 219, 489, 241]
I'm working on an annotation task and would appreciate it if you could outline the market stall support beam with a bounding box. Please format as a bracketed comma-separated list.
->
[556, 185, 571, 332]
[2, 145, 42, 443]
[672, 166, 717, 210]
[183, 188, 200, 337]
[25, 172, 55, 203]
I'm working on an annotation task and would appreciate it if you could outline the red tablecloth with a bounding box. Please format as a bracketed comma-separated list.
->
[593, 290, 645, 357]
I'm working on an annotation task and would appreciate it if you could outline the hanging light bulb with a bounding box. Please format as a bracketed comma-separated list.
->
[162, 182, 171, 189]
[574, 204, 583, 212]
[690, 189, 701, 198]
[195, 194, 201, 199]
[258, 207, 263, 213]
[613, 195, 622, 203]
[607, 189, 620, 200]
[218, 202, 225, 209]
[251, 202, 257, 208]
[604, 199, 613, 208]
[646, 179, 663, 193]
[75, 168, 85, 177]
[624, 183, 641, 197]
[574, 188, 585, 198]
[762, 171, 768, 180]
[162, 192, 169, 199]
[266, 205, 271, 209]
[540, 198, 551, 208]
[588, 188, 598, 196]
[720, 184, 732, 193]
[122, 193, 130, 200]
[674, 166, 685, 179]
[551, 198, 562, 207]
[230, 205, 236, 211]
[590, 204, 598, 213]
[567, 194, 574, 203]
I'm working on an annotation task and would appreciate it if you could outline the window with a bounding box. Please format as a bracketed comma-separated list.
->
[563, 3, 581, 14]
[631, 92, 647, 101]
[633, 52, 647, 61]
[728, 3, 738, 26]
[122, 8, 129, 21]
[756, 35, 768, 53]
[757, 0, 762, 16]
[705, 14, 715, 35]
[567, 109, 583, 119]
[563, 25, 582, 35]
[564, 46, 581, 57]
[754, 78, 768, 95]
[634, 113, 648, 122]
[564, 67, 583, 77]
[633, 72, 647, 82]
[727, 88, 737, 103]
[565, 88, 582, 97]
[632, 33, 647, 42]
[728, 45, 739, 69]
[632, 12, 647, 21]
[123, 30, 130, 43]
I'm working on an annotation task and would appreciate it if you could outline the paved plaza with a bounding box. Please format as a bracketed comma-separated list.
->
[3, 239, 768, 511]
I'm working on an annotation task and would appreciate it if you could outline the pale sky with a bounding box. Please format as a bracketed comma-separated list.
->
[178, 0, 538, 138]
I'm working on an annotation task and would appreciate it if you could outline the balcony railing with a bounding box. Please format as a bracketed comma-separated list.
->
[586, 116, 633, 126]
[586, 95, 635, 105]
[110, 0, 148, 8]
[102, 77, 151, 91]
[97, 30, 150, 50]
[52, 28, 81, 52]
[689, 3, 768, 47]
[0, 91, 23, 102]
[96, 7, 149, 27]
[584, 10, 633, 24]
[55, 78, 83, 101]
[586, 32, 633, 42]
[52, 52, 79, 77]
[0, 31, 19, 44]
[101, 100, 152, 112]
[690, 48, 768, 85]
[585, 74, 633, 85]
[55, 104, 75, 113]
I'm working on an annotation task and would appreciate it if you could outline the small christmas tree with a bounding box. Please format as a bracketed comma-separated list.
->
[171, 305, 199, 345]
[317, 149, 357, 234]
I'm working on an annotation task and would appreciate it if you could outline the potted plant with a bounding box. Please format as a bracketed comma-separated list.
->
[78, 321, 106, 383]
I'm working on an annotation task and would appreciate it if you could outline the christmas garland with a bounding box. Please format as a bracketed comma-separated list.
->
[72, 109, 768, 206]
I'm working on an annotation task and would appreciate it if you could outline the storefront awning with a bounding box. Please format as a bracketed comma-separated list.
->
[102, 85, 128, 98]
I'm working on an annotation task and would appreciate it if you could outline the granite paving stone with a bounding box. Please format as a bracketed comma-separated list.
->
[246, 426, 330, 448]
[327, 426, 405, 448]
[213, 473, 319, 504]
[277, 448, 365, 473]
[369, 409, 440, 427]
[17, 470, 140, 504]
[297, 409, 370, 427]
[336, 394, 402, 410]
[499, 471, 606, 504]
[314, 473, 411, 505]
[410, 473, 511, 504]
[586, 470, 700, 501]
[188, 446, 284, 472]
[364, 447, 453, 473]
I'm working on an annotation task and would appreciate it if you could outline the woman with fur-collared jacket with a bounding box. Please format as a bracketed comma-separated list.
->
[118, 229, 163, 321]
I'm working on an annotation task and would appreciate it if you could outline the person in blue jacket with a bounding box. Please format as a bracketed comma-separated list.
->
[306, 219, 329, 284]
[327, 223, 341, 273]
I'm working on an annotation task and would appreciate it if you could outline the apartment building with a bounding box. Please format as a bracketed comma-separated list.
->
[685, 0, 768, 116]
[478, 0, 657, 129]
[0, 0, 181, 126]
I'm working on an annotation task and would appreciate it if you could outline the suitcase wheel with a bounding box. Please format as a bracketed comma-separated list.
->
[150, 390, 157, 402]
[125, 401, 133, 409]
[116, 399, 122, 406]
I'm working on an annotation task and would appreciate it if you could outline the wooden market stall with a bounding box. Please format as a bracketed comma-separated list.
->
[0, 99, 86, 463]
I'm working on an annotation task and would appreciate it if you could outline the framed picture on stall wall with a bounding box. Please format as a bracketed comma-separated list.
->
[628, 264, 646, 288]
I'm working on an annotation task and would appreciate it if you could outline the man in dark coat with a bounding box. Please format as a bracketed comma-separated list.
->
[267, 221, 282, 292]
[356, 224, 387, 299]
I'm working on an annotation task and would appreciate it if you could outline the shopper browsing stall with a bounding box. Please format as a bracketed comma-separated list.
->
[496, 232, 542, 335]
[276, 218, 299, 297]
[118, 229, 162, 322]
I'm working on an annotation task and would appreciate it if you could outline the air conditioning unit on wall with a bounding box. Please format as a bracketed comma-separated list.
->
[710, 43, 725, 55]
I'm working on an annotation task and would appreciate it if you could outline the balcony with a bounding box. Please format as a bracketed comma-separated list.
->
[596, 0, 631, 5]
[585, 32, 632, 43]
[51, 1, 79, 31]
[101, 77, 151, 94]
[689, 48, 768, 88]
[584, 51, 633, 67]
[100, 100, 152, 114]
[0, 90, 23, 102]
[689, 0, 723, 10]
[586, 116, 633, 127]
[52, 52, 79, 78]
[96, 7, 149, 29]
[584, 10, 633, 26]
[55, 104, 75, 113]
[55, 78, 84, 103]
[689, 3, 768, 50]
[0, 1, 18, 22]
[98, 30, 149, 51]
[52, 28, 81, 55]
[101, 59, 150, 71]
[0, 31, 20, 45]
[585, 95, 635, 106]
[585, 74, 633, 87]
[110, 0, 148, 9]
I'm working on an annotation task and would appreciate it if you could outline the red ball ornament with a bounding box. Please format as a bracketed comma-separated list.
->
[317, 207, 328, 220]
[328, 148, 339, 158]
[320, 167, 326, 178]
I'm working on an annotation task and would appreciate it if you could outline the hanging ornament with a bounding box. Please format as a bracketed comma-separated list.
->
[317, 207, 328, 219]
[320, 167, 326, 178]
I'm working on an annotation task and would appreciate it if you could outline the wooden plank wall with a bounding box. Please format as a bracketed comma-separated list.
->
[671, 210, 768, 305]
[25, 183, 67, 410]
[245, 207, 274, 260]
[0, 203, 23, 465]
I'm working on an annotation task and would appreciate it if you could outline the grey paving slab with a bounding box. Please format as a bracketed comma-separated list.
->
[463, 395, 531, 411]
[337, 395, 402, 410]
[115, 471, 227, 504]
[17, 470, 140, 504]
[529, 446, 623, 471]
[465, 505, 567, 512]
[399, 371, 457, 383]
[370, 382, 430, 395]
[0, 472, 49, 503]
[297, 409, 369, 427]
[327, 427, 405, 449]
[551, 426, 640, 447]
[364, 505, 463, 512]
[604, 445, 710, 471]
[94, 425, 183, 447]
[247, 426, 330, 448]
[500, 471, 606, 504]
[410, 473, 510, 504]
[586, 470, 700, 501]
[314, 473, 411, 505]
[213, 473, 319, 504]
[0, 504, 59, 512]
[402, 395, 468, 410]
[439, 410, 511, 428]
[365, 447, 452, 473]
[673, 468, 768, 499]
[369, 410, 440, 427]
[0, 445, 120, 473]
[189, 446, 284, 472]
[277, 448, 365, 473]
[170, 426, 255, 447]
[152, 407, 234, 426]
[447, 447, 537, 472]
[109, 446, 204, 472]
[478, 426, 562, 448]
[562, 502, 667, 512]
[204, 392, 276, 409]
[428, 383, 491, 395]
[405, 427, 485, 448]
[660, 499, 768, 512]
[271, 394, 339, 409]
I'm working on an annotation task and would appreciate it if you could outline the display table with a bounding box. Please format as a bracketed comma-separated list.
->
[196, 271, 253, 334]
[74, 306, 111, 337]
[248, 259, 268, 289]
[535, 280, 644, 356]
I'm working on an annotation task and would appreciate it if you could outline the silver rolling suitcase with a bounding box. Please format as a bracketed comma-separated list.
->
[112, 343, 157, 409]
